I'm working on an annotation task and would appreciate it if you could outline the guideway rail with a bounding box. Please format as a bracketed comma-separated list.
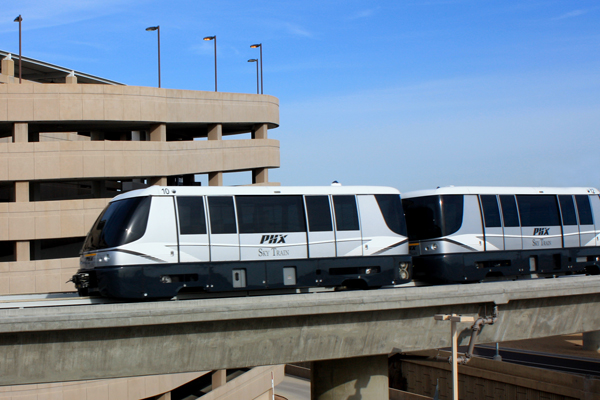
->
[0, 275, 599, 385]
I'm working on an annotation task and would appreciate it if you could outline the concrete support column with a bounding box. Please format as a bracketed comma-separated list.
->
[12, 123, 28, 143]
[15, 241, 30, 262]
[311, 355, 389, 400]
[1, 55, 15, 82]
[14, 182, 29, 202]
[212, 369, 227, 390]
[149, 177, 168, 186]
[583, 331, 600, 352]
[209, 172, 223, 187]
[149, 124, 167, 184]
[150, 124, 167, 142]
[252, 168, 268, 185]
[252, 123, 268, 139]
[65, 71, 77, 84]
[208, 124, 223, 140]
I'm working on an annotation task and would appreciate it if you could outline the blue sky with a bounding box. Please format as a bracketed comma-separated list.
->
[1, 0, 599, 191]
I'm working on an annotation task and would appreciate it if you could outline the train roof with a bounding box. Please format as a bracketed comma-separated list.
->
[402, 186, 600, 198]
[111, 185, 401, 202]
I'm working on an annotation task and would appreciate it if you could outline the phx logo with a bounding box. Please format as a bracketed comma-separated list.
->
[260, 234, 288, 244]
[533, 228, 550, 236]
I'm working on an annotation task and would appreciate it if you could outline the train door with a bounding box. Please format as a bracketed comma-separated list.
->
[236, 195, 307, 261]
[305, 195, 336, 258]
[575, 195, 595, 247]
[176, 196, 210, 262]
[480, 195, 504, 251]
[517, 195, 562, 250]
[558, 195, 579, 248]
[332, 195, 363, 256]
[499, 195, 522, 250]
[207, 196, 240, 261]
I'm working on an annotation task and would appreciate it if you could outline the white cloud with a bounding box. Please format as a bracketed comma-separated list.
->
[345, 9, 377, 21]
[553, 9, 588, 20]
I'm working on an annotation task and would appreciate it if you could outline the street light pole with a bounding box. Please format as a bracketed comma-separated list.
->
[248, 59, 258, 94]
[203, 36, 217, 92]
[145, 26, 161, 88]
[250, 43, 263, 94]
[14, 15, 22, 84]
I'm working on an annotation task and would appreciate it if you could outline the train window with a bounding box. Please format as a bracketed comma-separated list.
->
[375, 194, 408, 236]
[402, 195, 463, 240]
[558, 195, 577, 226]
[575, 195, 594, 225]
[480, 195, 501, 228]
[499, 195, 520, 227]
[516, 195, 560, 227]
[177, 197, 207, 235]
[208, 196, 237, 234]
[333, 195, 359, 231]
[236, 196, 306, 233]
[305, 196, 333, 232]
[82, 196, 151, 251]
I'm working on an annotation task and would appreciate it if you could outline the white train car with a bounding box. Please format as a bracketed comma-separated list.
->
[402, 186, 600, 283]
[73, 185, 412, 298]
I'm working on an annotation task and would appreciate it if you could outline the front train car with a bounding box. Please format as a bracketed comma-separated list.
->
[402, 186, 600, 284]
[73, 185, 412, 299]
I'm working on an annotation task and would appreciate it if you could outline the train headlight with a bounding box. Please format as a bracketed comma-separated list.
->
[430, 243, 437, 250]
[103, 254, 110, 262]
[399, 270, 409, 280]
[399, 262, 409, 271]
[160, 276, 172, 284]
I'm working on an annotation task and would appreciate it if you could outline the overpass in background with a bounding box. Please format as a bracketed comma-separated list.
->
[1, 275, 600, 398]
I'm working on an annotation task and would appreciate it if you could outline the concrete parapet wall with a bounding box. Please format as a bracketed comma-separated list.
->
[0, 198, 109, 241]
[0, 257, 78, 295]
[0, 84, 279, 126]
[0, 139, 280, 182]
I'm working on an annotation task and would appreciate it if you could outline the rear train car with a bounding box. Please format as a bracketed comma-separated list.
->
[402, 186, 600, 283]
[73, 185, 412, 298]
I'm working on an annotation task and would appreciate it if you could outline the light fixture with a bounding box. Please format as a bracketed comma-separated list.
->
[204, 36, 217, 91]
[146, 26, 161, 88]
[250, 43, 263, 94]
[248, 59, 258, 94]
[14, 15, 22, 83]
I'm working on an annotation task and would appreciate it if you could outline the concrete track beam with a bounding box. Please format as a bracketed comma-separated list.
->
[1, 276, 600, 385]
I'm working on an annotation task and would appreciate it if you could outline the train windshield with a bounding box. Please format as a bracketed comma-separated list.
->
[81, 196, 151, 252]
[402, 195, 463, 240]
[375, 194, 408, 236]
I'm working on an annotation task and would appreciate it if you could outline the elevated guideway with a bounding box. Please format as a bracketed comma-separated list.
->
[1, 275, 600, 389]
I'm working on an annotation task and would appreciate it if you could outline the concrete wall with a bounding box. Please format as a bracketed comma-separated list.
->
[399, 350, 600, 400]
